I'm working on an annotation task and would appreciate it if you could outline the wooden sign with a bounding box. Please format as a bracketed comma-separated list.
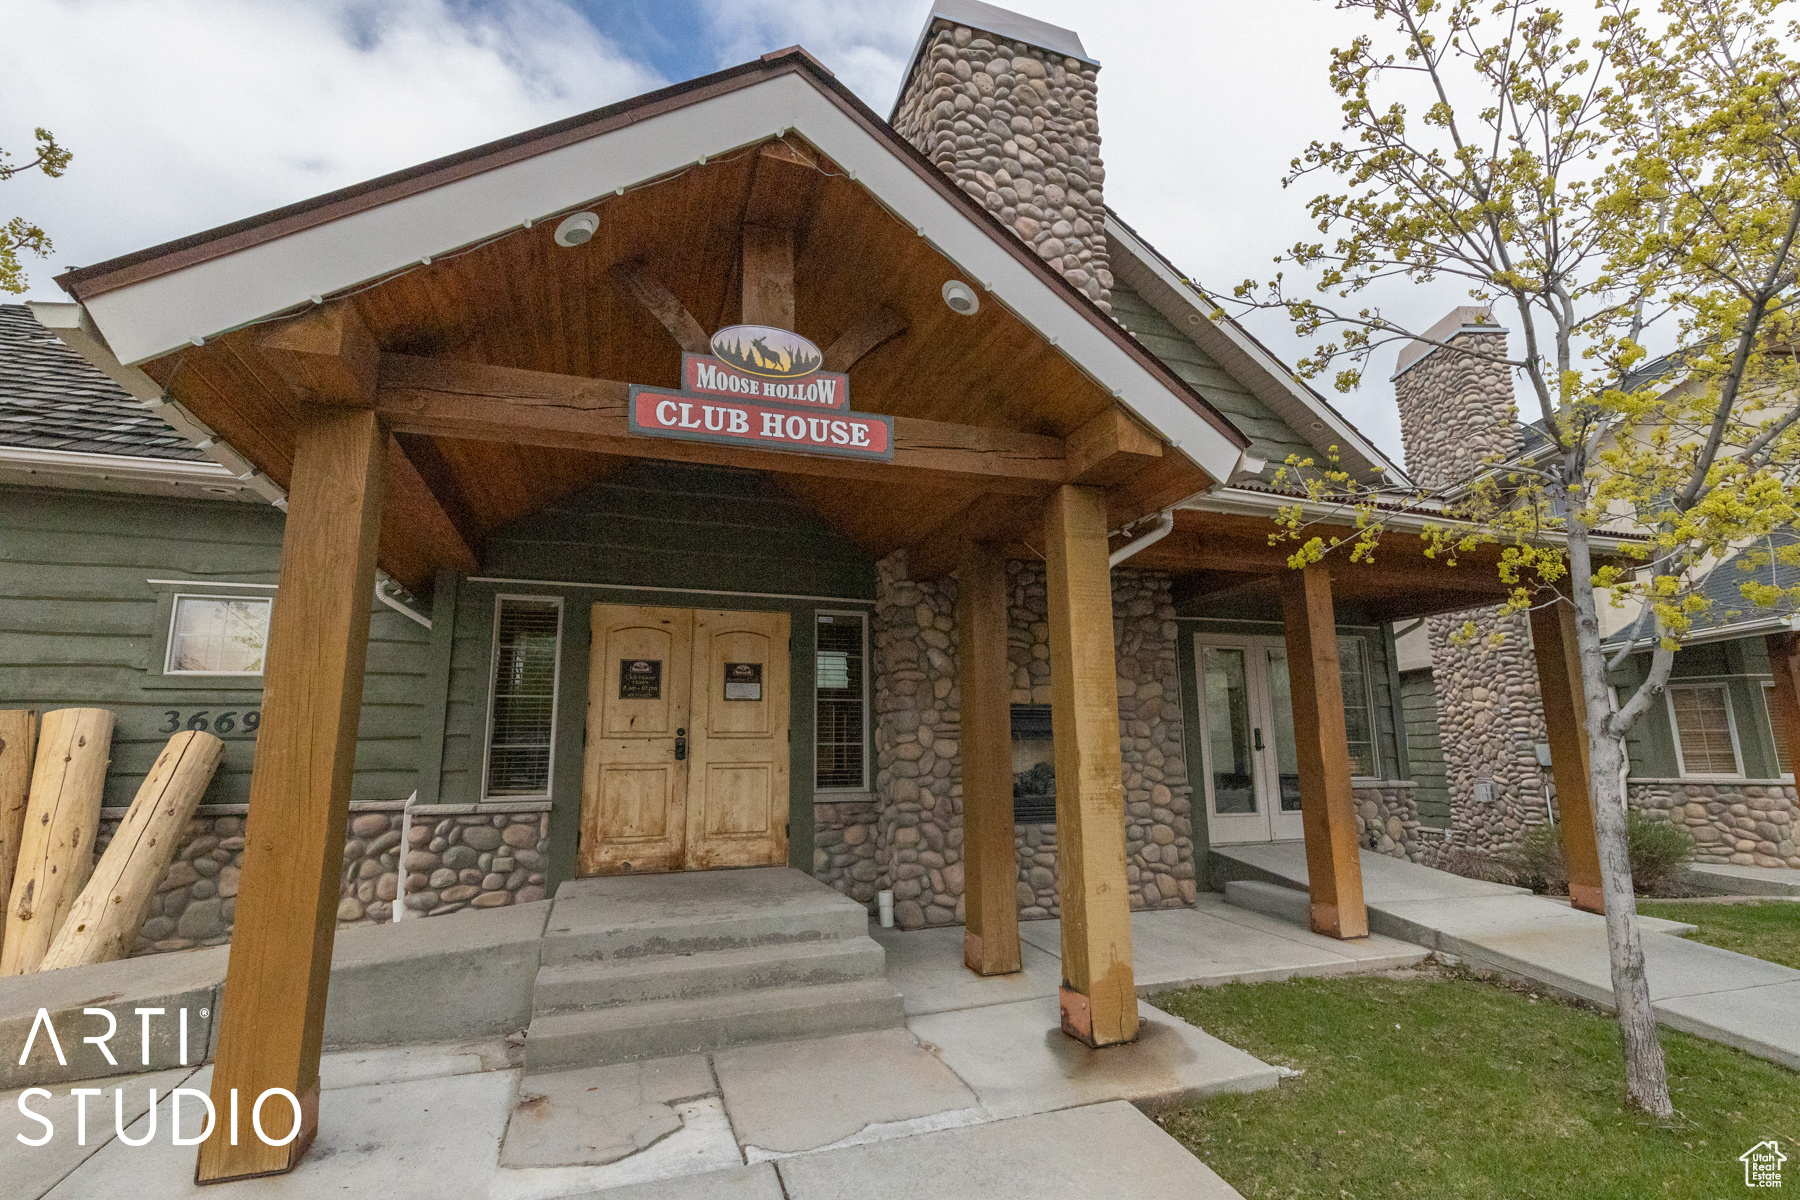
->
[629, 389, 893, 460]
[683, 354, 848, 411]
[628, 324, 891, 462]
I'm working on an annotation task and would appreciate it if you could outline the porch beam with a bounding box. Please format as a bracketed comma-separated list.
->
[197, 406, 386, 1182]
[1279, 563, 1370, 939]
[909, 493, 1042, 579]
[374, 354, 1066, 492]
[958, 543, 1022, 976]
[613, 261, 710, 354]
[1530, 599, 1606, 913]
[1044, 483, 1139, 1047]
[257, 301, 379, 407]
[383, 435, 479, 579]
[742, 225, 795, 330]
[823, 306, 908, 374]
[1064, 406, 1162, 487]
[1767, 632, 1800, 784]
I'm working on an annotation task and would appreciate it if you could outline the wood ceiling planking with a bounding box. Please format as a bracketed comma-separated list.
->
[133, 136, 1190, 581]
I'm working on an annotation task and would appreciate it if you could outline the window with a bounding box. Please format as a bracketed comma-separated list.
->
[1763, 682, 1794, 777]
[1667, 684, 1743, 777]
[1337, 635, 1380, 777]
[483, 597, 562, 798]
[815, 612, 868, 791]
[164, 595, 272, 675]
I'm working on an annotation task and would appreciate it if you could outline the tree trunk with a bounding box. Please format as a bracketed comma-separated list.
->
[1, 709, 113, 976]
[1565, 520, 1674, 1117]
[40, 730, 224, 971]
[0, 711, 40, 965]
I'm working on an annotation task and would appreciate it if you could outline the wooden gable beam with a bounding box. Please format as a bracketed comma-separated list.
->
[382, 435, 479, 584]
[823, 306, 909, 374]
[742, 225, 794, 329]
[374, 354, 1065, 494]
[613, 261, 709, 354]
[257, 301, 379, 407]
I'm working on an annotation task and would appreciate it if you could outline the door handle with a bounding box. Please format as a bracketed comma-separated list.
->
[675, 728, 687, 761]
[1253, 727, 1264, 752]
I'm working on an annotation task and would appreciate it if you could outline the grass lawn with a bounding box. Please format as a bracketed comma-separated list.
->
[1152, 966, 1799, 1199]
[1639, 898, 1800, 969]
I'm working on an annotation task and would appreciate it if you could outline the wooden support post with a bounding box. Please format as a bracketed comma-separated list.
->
[1044, 484, 1138, 1046]
[1529, 600, 1606, 913]
[196, 408, 386, 1183]
[2, 708, 112, 975]
[0, 710, 38, 964]
[1279, 565, 1369, 940]
[742, 225, 795, 329]
[958, 544, 1022, 976]
[1766, 632, 1800, 782]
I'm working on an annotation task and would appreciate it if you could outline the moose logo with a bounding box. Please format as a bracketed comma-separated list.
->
[709, 325, 823, 380]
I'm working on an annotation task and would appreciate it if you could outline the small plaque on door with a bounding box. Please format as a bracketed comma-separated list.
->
[620, 659, 662, 699]
[724, 662, 763, 701]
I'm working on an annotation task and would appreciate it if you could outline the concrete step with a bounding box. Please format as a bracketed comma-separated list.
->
[542, 873, 870, 966]
[524, 977, 905, 1072]
[1222, 878, 1310, 927]
[533, 936, 888, 1015]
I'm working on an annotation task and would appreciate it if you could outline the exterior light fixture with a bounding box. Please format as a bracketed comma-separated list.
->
[942, 279, 980, 316]
[554, 212, 600, 247]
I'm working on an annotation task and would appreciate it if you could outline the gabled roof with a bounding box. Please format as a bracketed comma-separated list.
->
[0, 304, 203, 461]
[56, 49, 1249, 487]
[1103, 215, 1405, 486]
[1605, 526, 1800, 650]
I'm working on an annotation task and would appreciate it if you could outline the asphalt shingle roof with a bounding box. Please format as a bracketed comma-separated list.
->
[0, 303, 204, 461]
[1604, 526, 1800, 647]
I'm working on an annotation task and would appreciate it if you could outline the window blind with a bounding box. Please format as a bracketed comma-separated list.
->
[485, 598, 561, 797]
[816, 614, 867, 790]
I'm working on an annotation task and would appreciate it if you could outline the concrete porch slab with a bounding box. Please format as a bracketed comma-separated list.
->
[500, 1055, 715, 1168]
[1, 1066, 198, 1200]
[773, 1100, 1245, 1200]
[1017, 901, 1427, 993]
[908, 996, 1278, 1122]
[872, 923, 1062, 1015]
[1213, 841, 1525, 902]
[713, 1027, 979, 1156]
[556, 1163, 786, 1200]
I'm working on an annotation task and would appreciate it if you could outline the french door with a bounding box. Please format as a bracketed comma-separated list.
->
[1193, 635, 1306, 844]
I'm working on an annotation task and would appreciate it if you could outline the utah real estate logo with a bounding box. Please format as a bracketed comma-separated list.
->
[1742, 1140, 1787, 1188]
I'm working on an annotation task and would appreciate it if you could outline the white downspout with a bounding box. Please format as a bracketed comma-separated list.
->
[1109, 510, 1175, 568]
[394, 791, 417, 923]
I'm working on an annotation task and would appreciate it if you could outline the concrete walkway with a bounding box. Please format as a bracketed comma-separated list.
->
[1215, 841, 1800, 1071]
[6, 900, 1427, 1199]
[1684, 862, 1800, 897]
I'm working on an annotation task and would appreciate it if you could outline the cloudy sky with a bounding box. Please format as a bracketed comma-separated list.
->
[1, 0, 1485, 464]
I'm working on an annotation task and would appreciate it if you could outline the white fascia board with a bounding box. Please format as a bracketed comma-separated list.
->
[0, 444, 234, 482]
[77, 74, 1245, 484]
[1182, 484, 1645, 554]
[27, 299, 287, 506]
[1105, 220, 1403, 485]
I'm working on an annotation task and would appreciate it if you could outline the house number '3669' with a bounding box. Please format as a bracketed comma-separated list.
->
[160, 710, 261, 735]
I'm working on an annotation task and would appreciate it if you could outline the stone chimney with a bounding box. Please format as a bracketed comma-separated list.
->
[1391, 305, 1519, 492]
[891, 1, 1112, 311]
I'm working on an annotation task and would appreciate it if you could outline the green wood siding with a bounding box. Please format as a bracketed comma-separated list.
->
[1109, 283, 1319, 477]
[0, 484, 429, 807]
[1400, 668, 1452, 826]
[481, 461, 875, 599]
[1610, 635, 1786, 779]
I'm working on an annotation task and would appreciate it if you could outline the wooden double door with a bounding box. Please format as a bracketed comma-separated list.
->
[580, 604, 791, 875]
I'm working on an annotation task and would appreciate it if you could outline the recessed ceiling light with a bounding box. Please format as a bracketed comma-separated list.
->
[942, 280, 980, 316]
[555, 212, 599, 247]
